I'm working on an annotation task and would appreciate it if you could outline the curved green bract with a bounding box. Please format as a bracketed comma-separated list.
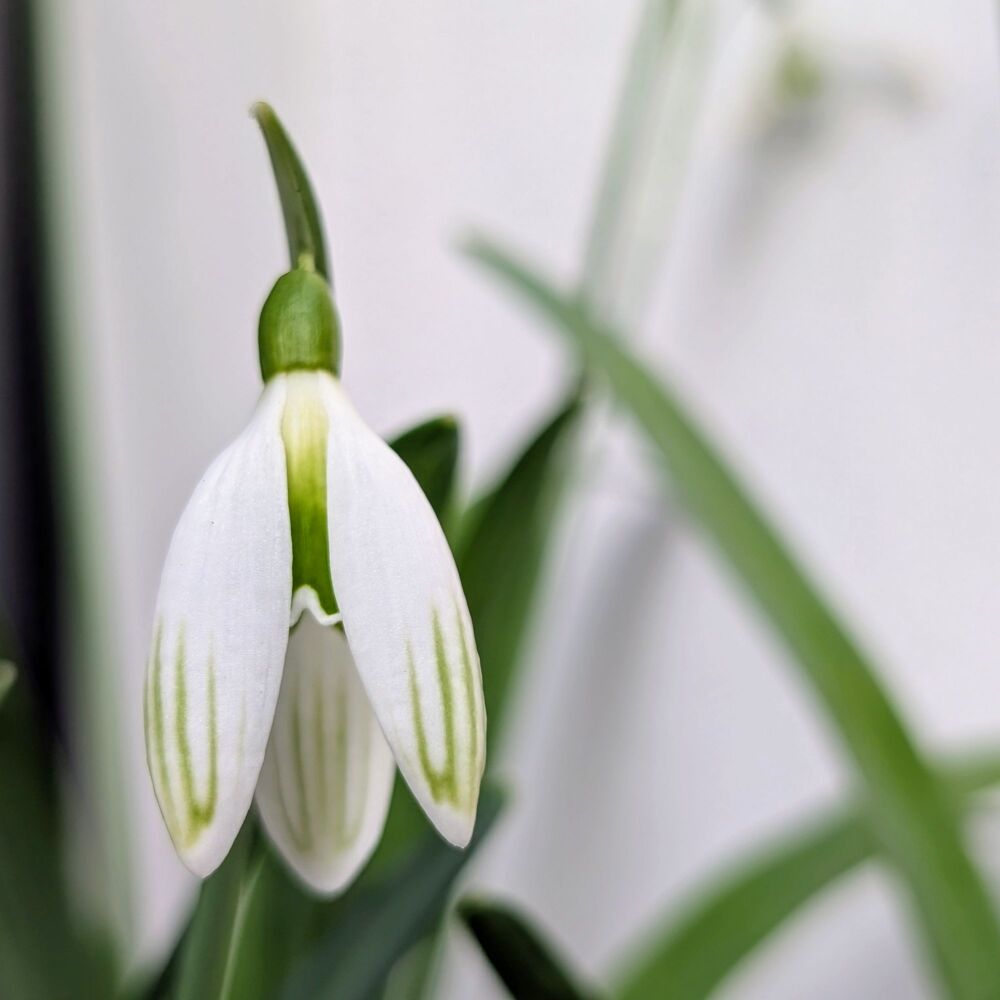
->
[253, 102, 330, 281]
[465, 237, 1000, 1000]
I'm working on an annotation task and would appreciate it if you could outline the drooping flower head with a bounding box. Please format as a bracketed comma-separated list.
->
[144, 105, 485, 893]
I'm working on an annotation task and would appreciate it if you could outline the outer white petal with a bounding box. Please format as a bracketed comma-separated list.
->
[255, 616, 395, 894]
[322, 375, 486, 846]
[144, 379, 291, 877]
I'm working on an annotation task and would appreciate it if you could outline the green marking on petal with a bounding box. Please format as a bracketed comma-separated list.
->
[283, 376, 338, 619]
[174, 626, 219, 845]
[455, 603, 481, 801]
[408, 606, 480, 811]
[147, 623, 180, 843]
[290, 670, 313, 851]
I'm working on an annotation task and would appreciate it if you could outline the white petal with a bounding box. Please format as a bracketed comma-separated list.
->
[255, 617, 395, 894]
[144, 379, 291, 877]
[322, 376, 485, 846]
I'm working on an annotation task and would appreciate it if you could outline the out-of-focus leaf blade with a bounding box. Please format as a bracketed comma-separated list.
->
[219, 848, 325, 1000]
[0, 660, 16, 710]
[465, 239, 1000, 999]
[252, 102, 330, 279]
[456, 396, 580, 754]
[618, 751, 1000, 1000]
[173, 821, 254, 1000]
[0, 679, 111, 999]
[580, 0, 714, 327]
[281, 787, 505, 1000]
[390, 415, 460, 526]
[460, 898, 599, 1000]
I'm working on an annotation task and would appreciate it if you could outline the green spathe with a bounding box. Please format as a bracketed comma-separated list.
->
[259, 267, 341, 380]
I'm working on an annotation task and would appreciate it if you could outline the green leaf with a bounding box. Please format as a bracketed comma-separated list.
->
[579, 0, 713, 326]
[0, 660, 16, 711]
[219, 848, 326, 1000]
[465, 239, 1000, 999]
[460, 898, 599, 1000]
[253, 102, 330, 280]
[618, 751, 1000, 1000]
[0, 678, 114, 999]
[390, 415, 461, 527]
[173, 821, 254, 1000]
[280, 786, 505, 1000]
[456, 396, 580, 754]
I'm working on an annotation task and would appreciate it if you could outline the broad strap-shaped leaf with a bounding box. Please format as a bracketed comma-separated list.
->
[465, 239, 1000, 999]
[322, 375, 485, 847]
[280, 786, 505, 1000]
[456, 395, 579, 754]
[173, 820, 255, 1000]
[0, 674, 114, 998]
[460, 898, 599, 1000]
[256, 617, 395, 894]
[145, 379, 292, 877]
[617, 751, 1000, 1000]
[389, 415, 461, 532]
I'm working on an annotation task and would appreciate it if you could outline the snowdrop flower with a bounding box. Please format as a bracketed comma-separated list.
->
[144, 264, 486, 892]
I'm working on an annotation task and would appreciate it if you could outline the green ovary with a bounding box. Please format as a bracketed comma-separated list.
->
[282, 377, 338, 619]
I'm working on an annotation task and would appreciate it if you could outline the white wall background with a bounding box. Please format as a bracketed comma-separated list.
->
[37, 1, 1000, 997]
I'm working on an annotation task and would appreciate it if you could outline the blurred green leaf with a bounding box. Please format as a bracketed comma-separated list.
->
[465, 239, 1000, 999]
[390, 415, 461, 529]
[460, 898, 600, 1000]
[0, 679, 113, 999]
[219, 847, 326, 1000]
[253, 102, 330, 279]
[456, 396, 580, 755]
[0, 660, 16, 711]
[280, 786, 505, 1000]
[580, 0, 714, 326]
[172, 821, 254, 1000]
[618, 750, 1000, 1000]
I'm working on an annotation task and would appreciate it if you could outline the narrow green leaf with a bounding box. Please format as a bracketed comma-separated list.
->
[390, 415, 461, 526]
[618, 751, 1000, 1000]
[0, 660, 16, 711]
[219, 846, 328, 1000]
[252, 102, 330, 280]
[456, 396, 580, 754]
[465, 239, 1000, 999]
[579, 0, 714, 326]
[173, 820, 254, 1000]
[280, 786, 505, 1000]
[460, 898, 599, 1000]
[0, 679, 113, 999]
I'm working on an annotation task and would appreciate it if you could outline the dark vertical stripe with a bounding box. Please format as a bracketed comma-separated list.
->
[0, 0, 64, 739]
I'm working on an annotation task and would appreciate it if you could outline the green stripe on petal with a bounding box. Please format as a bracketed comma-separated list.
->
[144, 378, 292, 878]
[256, 617, 395, 895]
[321, 374, 486, 848]
[283, 372, 338, 622]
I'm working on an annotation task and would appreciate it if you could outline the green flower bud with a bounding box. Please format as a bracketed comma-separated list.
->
[258, 266, 341, 381]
